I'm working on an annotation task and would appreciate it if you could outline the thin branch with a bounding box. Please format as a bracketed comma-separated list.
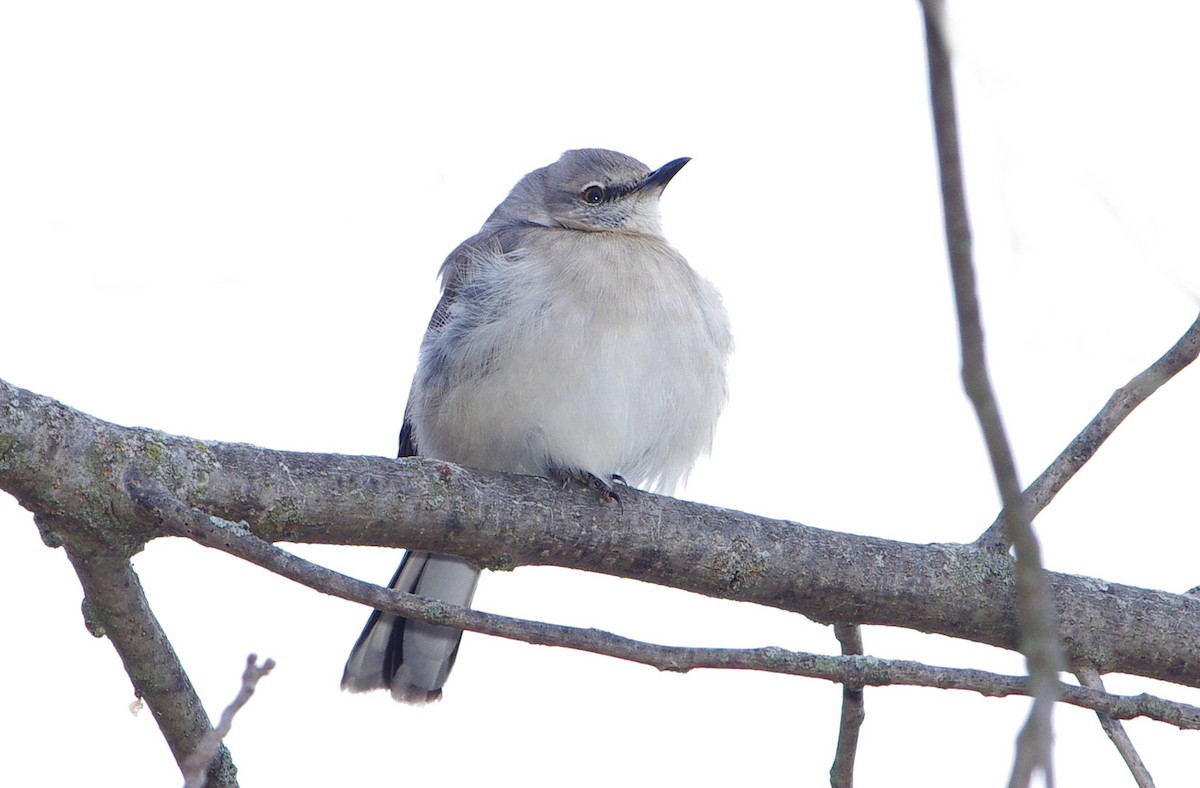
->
[830, 623, 866, 788]
[51, 516, 238, 788]
[1074, 663, 1156, 788]
[182, 655, 275, 788]
[977, 311, 1200, 551]
[124, 473, 1200, 729]
[919, 3, 1064, 786]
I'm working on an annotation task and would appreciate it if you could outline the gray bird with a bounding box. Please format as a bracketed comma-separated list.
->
[341, 148, 732, 703]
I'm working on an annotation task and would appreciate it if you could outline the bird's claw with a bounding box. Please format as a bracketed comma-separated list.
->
[548, 467, 623, 504]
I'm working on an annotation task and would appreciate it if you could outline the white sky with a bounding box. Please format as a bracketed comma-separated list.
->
[2, 2, 1199, 785]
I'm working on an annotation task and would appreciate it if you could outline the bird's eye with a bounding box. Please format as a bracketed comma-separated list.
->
[581, 184, 606, 204]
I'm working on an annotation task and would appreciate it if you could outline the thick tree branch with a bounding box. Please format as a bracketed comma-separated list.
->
[123, 474, 1200, 730]
[3, 376, 1200, 691]
[50, 514, 237, 788]
[920, 3, 1064, 785]
[830, 623, 866, 788]
[977, 311, 1200, 551]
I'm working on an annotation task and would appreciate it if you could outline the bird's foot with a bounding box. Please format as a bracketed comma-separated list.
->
[548, 467, 623, 504]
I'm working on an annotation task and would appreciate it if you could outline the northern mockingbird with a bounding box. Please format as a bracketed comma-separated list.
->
[341, 148, 732, 703]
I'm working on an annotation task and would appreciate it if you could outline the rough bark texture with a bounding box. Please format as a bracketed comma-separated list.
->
[55, 516, 238, 788]
[3, 376, 1200, 691]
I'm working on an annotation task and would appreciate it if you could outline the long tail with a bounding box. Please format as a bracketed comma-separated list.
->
[341, 551, 481, 703]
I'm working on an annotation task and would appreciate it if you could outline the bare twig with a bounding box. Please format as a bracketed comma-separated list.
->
[51, 516, 238, 788]
[919, 3, 1064, 785]
[977, 311, 1200, 551]
[124, 474, 1200, 729]
[1074, 664, 1156, 788]
[830, 623, 866, 788]
[182, 655, 275, 788]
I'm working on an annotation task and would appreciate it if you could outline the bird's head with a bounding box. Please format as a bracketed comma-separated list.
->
[487, 148, 690, 237]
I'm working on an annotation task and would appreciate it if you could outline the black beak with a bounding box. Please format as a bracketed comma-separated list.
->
[641, 157, 691, 191]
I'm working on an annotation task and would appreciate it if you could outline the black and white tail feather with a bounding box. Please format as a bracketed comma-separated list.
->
[340, 422, 482, 704]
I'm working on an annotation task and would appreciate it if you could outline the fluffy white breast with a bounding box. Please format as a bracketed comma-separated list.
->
[411, 229, 731, 494]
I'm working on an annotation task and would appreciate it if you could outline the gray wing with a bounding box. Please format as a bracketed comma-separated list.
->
[344, 229, 529, 702]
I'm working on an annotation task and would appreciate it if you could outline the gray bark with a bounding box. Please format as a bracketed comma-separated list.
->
[3, 376, 1198, 691]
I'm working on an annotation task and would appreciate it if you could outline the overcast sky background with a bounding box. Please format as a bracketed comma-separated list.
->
[2, 2, 1199, 785]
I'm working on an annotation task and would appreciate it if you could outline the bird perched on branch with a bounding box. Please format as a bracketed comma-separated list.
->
[341, 148, 732, 703]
